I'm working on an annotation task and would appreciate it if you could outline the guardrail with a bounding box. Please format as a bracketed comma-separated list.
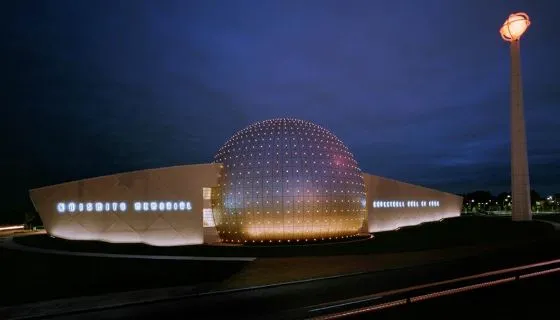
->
[307, 258, 560, 319]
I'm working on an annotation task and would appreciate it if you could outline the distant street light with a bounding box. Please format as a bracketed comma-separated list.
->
[500, 12, 532, 222]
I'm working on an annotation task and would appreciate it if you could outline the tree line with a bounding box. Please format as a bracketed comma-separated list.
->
[460, 190, 560, 213]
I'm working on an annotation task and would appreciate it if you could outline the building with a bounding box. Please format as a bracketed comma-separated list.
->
[29, 118, 462, 246]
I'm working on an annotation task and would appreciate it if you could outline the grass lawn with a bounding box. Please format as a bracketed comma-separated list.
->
[534, 213, 560, 223]
[0, 248, 247, 307]
[12, 216, 556, 258]
[220, 217, 560, 288]
[1, 216, 557, 307]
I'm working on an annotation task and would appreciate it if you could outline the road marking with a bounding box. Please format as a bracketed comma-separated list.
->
[312, 299, 408, 319]
[519, 266, 560, 279]
[409, 277, 516, 302]
[308, 258, 560, 319]
[309, 296, 382, 313]
[310, 277, 518, 319]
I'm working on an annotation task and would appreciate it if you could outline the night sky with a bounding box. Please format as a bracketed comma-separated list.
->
[2, 1, 560, 218]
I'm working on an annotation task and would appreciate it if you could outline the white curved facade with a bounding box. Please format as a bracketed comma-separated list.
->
[30, 165, 462, 246]
[29, 164, 221, 246]
[364, 174, 463, 232]
[28, 119, 462, 246]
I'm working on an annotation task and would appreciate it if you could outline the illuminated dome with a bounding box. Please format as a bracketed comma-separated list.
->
[213, 118, 366, 243]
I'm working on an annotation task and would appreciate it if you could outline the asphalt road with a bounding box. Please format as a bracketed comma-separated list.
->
[42, 240, 560, 320]
[350, 272, 560, 320]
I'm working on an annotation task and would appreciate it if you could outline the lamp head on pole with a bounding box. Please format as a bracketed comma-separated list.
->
[500, 12, 531, 42]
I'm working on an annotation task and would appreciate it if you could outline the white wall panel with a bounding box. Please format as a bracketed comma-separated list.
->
[364, 174, 463, 233]
[29, 164, 221, 246]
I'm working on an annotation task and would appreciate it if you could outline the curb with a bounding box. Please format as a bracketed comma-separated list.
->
[3, 237, 256, 262]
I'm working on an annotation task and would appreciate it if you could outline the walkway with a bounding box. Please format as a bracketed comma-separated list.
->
[1, 236, 256, 262]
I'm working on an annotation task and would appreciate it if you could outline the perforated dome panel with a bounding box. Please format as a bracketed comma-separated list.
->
[213, 118, 366, 243]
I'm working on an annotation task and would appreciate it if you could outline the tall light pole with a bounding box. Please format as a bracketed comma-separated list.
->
[500, 13, 532, 221]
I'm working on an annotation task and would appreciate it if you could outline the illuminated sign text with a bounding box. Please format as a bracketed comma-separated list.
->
[373, 200, 440, 208]
[56, 201, 192, 214]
